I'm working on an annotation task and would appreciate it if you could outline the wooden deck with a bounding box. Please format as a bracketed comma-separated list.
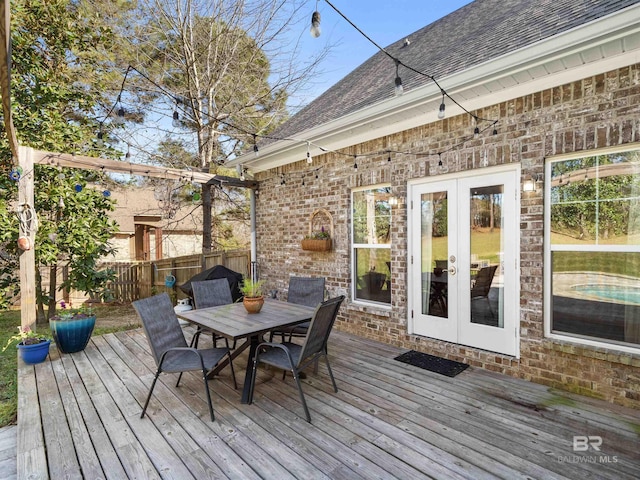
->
[18, 328, 640, 479]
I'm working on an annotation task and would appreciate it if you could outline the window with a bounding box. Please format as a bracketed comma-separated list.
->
[545, 148, 640, 350]
[352, 185, 392, 305]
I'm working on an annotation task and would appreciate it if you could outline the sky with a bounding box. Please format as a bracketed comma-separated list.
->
[291, 0, 472, 106]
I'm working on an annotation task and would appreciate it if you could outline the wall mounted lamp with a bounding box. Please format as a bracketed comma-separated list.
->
[523, 173, 543, 192]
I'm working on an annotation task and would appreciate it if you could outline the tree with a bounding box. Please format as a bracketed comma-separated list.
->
[0, 0, 126, 317]
[121, 0, 329, 252]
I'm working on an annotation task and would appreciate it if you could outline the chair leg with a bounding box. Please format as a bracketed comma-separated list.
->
[190, 328, 202, 348]
[176, 372, 184, 387]
[141, 370, 161, 419]
[291, 369, 311, 423]
[203, 370, 215, 422]
[323, 354, 338, 393]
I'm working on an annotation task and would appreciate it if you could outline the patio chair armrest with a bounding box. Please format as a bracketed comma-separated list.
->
[158, 346, 206, 370]
[255, 341, 296, 365]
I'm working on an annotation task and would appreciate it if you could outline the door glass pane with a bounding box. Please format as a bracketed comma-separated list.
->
[470, 185, 504, 327]
[421, 192, 448, 317]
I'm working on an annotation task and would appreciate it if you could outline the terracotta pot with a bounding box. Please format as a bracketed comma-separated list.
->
[243, 295, 264, 314]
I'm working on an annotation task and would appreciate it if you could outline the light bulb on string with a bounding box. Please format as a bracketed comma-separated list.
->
[394, 60, 403, 96]
[353, 157, 358, 170]
[172, 97, 182, 128]
[473, 117, 480, 139]
[306, 142, 313, 164]
[113, 95, 125, 125]
[96, 127, 104, 147]
[438, 91, 446, 119]
[310, 10, 321, 38]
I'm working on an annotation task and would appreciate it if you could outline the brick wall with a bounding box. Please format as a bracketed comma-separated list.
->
[254, 64, 640, 409]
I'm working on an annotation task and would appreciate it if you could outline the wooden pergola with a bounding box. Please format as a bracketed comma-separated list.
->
[0, 2, 257, 330]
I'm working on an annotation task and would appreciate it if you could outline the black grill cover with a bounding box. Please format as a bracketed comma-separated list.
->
[179, 265, 244, 302]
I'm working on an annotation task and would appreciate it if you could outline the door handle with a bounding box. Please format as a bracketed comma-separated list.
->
[449, 266, 456, 275]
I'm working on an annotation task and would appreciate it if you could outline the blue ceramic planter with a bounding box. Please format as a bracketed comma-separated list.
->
[50, 315, 96, 353]
[18, 340, 51, 364]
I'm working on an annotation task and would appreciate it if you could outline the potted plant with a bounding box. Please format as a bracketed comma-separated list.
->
[240, 278, 265, 314]
[3, 326, 52, 365]
[49, 301, 96, 353]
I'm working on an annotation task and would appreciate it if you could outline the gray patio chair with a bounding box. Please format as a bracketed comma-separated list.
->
[471, 265, 498, 313]
[133, 293, 237, 422]
[269, 276, 325, 342]
[248, 295, 345, 423]
[191, 278, 235, 348]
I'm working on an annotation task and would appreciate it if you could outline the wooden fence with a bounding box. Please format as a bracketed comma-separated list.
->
[50, 249, 250, 305]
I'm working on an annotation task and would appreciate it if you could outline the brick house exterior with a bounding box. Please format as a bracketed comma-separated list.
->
[231, 0, 640, 408]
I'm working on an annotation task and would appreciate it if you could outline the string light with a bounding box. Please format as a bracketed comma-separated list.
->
[317, 0, 498, 128]
[102, 55, 498, 182]
[438, 90, 446, 119]
[172, 98, 181, 128]
[394, 60, 403, 96]
[310, 10, 321, 38]
[115, 96, 125, 125]
[96, 128, 104, 148]
[353, 156, 358, 170]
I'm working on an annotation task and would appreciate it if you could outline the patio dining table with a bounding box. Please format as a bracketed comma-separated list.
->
[176, 298, 315, 403]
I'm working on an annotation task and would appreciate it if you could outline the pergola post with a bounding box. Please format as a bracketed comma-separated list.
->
[18, 145, 37, 330]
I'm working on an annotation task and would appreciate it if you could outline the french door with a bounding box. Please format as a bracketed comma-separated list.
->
[408, 167, 519, 356]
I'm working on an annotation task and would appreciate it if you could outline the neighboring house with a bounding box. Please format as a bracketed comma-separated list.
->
[230, 0, 640, 408]
[108, 186, 203, 261]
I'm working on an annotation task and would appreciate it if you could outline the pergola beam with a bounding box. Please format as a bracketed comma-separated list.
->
[32, 149, 257, 188]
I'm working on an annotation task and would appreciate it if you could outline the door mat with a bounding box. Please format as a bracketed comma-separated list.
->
[394, 350, 469, 377]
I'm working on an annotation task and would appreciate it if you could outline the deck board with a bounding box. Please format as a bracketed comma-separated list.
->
[17, 327, 640, 479]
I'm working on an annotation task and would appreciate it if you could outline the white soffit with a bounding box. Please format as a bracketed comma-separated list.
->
[232, 4, 640, 172]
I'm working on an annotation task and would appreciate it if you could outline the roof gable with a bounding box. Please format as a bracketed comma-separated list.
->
[269, 0, 640, 142]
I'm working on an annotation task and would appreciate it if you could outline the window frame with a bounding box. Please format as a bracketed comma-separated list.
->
[351, 183, 393, 308]
[544, 145, 640, 354]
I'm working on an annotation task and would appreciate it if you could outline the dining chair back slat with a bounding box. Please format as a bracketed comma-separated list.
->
[192, 279, 234, 309]
[287, 276, 325, 307]
[296, 295, 343, 367]
[134, 292, 188, 366]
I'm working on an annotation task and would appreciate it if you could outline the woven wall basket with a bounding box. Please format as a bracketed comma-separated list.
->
[301, 208, 333, 252]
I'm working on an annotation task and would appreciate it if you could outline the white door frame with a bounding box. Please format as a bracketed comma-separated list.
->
[407, 165, 521, 357]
